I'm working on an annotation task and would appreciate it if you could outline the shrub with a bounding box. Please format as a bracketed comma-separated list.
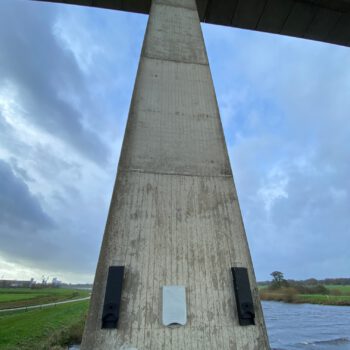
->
[280, 287, 298, 303]
[293, 284, 328, 295]
[259, 287, 297, 303]
[330, 289, 342, 296]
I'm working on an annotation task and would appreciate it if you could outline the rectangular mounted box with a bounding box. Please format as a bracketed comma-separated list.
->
[162, 285, 187, 327]
[231, 267, 255, 326]
[102, 266, 125, 329]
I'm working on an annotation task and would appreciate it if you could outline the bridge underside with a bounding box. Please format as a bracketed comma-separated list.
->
[35, 0, 350, 47]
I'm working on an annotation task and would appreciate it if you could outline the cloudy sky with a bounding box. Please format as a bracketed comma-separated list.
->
[0, 0, 349, 283]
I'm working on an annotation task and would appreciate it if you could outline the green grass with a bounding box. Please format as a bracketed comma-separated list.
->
[0, 288, 90, 310]
[0, 300, 89, 350]
[298, 294, 350, 305]
[325, 285, 350, 295]
[259, 285, 350, 306]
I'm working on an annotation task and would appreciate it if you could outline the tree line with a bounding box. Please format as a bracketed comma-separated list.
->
[258, 271, 350, 295]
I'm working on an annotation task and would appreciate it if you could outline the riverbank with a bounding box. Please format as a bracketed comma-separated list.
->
[0, 288, 90, 349]
[0, 300, 89, 350]
[259, 285, 350, 306]
[0, 288, 90, 310]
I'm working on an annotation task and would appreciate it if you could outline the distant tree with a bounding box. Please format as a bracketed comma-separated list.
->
[270, 271, 288, 289]
[305, 278, 318, 285]
[271, 271, 284, 283]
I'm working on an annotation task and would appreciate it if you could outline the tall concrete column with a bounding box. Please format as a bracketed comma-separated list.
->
[81, 0, 269, 348]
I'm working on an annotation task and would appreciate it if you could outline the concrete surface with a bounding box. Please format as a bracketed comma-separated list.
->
[35, 0, 350, 48]
[81, 0, 270, 349]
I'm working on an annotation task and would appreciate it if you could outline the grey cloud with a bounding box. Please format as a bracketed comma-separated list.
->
[0, 1, 150, 282]
[0, 109, 82, 187]
[0, 157, 100, 275]
[9, 157, 35, 183]
[0, 110, 27, 156]
[0, 0, 108, 164]
[0, 159, 53, 230]
[0, 154, 104, 277]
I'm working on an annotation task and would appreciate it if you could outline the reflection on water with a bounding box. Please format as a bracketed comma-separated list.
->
[70, 301, 350, 349]
[262, 301, 350, 350]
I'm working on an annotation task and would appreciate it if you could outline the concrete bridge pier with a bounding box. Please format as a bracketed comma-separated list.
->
[81, 0, 270, 348]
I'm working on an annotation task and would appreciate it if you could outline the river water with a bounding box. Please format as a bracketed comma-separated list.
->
[70, 301, 350, 349]
[263, 301, 350, 350]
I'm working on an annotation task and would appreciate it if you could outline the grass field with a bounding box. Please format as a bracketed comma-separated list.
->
[298, 294, 350, 305]
[0, 288, 90, 310]
[259, 284, 350, 306]
[325, 285, 350, 294]
[0, 300, 89, 350]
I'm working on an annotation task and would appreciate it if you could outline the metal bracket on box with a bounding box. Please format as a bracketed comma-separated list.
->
[102, 266, 125, 329]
